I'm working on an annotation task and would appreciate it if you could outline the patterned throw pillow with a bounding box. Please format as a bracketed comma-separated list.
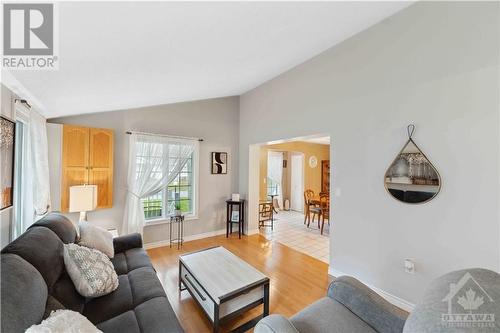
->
[63, 243, 119, 298]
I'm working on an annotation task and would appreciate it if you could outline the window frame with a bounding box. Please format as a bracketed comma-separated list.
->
[142, 141, 199, 225]
[12, 104, 29, 240]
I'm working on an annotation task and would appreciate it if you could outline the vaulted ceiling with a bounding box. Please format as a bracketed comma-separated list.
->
[3, 2, 412, 118]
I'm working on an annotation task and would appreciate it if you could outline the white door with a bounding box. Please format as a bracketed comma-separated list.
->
[290, 153, 304, 212]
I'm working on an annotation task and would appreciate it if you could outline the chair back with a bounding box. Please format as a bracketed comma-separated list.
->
[304, 190, 314, 205]
[259, 202, 273, 221]
[319, 194, 329, 217]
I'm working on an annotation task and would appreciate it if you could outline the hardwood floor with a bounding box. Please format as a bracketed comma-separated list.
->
[148, 233, 333, 333]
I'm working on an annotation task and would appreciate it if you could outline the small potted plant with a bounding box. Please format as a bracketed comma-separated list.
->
[174, 192, 182, 216]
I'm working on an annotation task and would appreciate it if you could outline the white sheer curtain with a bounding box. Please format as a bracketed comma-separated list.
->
[267, 151, 283, 209]
[13, 105, 51, 239]
[122, 133, 196, 235]
[30, 110, 51, 217]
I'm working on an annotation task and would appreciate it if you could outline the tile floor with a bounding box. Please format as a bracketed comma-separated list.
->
[259, 210, 330, 263]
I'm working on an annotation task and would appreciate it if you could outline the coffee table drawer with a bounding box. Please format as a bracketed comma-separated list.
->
[181, 265, 215, 321]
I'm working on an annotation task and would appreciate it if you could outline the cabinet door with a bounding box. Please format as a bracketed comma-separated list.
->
[61, 125, 90, 212]
[89, 128, 114, 209]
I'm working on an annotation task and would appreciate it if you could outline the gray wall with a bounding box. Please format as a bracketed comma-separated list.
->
[50, 96, 239, 244]
[239, 1, 499, 305]
[0, 84, 15, 248]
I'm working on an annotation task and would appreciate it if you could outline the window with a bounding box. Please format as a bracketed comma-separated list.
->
[13, 121, 25, 238]
[266, 151, 283, 198]
[267, 177, 280, 197]
[139, 141, 198, 221]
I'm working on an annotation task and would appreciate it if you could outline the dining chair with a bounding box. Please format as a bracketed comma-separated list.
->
[303, 189, 315, 225]
[259, 202, 274, 230]
[319, 194, 330, 235]
[308, 202, 322, 229]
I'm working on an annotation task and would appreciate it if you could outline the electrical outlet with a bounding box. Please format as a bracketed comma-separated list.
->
[404, 259, 415, 274]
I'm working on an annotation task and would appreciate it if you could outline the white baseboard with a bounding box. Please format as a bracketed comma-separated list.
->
[247, 228, 259, 235]
[328, 267, 415, 312]
[144, 228, 227, 249]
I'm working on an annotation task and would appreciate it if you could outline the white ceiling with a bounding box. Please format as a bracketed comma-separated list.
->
[3, 2, 412, 118]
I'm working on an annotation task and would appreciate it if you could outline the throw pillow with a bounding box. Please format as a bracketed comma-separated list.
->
[78, 221, 114, 258]
[63, 243, 119, 298]
[26, 309, 102, 333]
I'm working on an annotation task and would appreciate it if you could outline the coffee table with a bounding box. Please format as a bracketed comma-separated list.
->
[179, 246, 270, 333]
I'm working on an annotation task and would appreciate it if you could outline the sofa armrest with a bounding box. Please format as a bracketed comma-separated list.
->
[255, 315, 300, 333]
[328, 276, 408, 333]
[113, 233, 143, 254]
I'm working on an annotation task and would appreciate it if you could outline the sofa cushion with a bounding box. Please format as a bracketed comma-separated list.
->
[290, 297, 377, 333]
[328, 276, 408, 333]
[1, 226, 64, 288]
[43, 296, 66, 319]
[134, 297, 184, 333]
[96, 297, 184, 333]
[49, 272, 86, 313]
[83, 266, 166, 324]
[31, 212, 77, 244]
[1, 254, 48, 333]
[111, 248, 153, 275]
[96, 311, 141, 333]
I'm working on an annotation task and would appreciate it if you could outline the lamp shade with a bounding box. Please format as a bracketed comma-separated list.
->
[69, 185, 97, 213]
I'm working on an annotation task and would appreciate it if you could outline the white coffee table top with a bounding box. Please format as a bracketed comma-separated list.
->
[180, 246, 268, 303]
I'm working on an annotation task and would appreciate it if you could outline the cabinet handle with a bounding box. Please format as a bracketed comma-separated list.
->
[184, 274, 206, 301]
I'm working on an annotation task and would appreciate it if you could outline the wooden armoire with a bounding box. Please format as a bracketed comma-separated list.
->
[61, 125, 114, 212]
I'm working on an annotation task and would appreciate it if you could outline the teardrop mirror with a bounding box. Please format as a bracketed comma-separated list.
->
[384, 125, 441, 204]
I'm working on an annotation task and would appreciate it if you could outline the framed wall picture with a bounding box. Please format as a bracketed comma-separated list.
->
[212, 152, 227, 174]
[1, 116, 16, 211]
[231, 211, 240, 222]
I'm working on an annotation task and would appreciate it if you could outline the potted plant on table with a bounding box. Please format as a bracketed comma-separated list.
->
[174, 192, 182, 216]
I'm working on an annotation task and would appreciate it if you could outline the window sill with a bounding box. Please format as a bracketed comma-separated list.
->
[144, 215, 199, 227]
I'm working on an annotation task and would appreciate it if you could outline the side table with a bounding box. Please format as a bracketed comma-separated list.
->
[170, 215, 184, 249]
[226, 199, 245, 239]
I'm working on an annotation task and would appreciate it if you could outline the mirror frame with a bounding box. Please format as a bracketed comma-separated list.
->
[384, 136, 442, 205]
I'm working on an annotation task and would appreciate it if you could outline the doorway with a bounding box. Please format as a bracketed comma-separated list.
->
[253, 135, 331, 264]
[290, 153, 304, 212]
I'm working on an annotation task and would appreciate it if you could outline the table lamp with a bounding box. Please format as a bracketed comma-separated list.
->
[69, 185, 97, 221]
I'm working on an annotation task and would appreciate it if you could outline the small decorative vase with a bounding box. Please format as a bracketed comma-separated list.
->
[175, 209, 182, 216]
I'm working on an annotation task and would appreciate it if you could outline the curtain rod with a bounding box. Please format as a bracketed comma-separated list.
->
[125, 130, 203, 142]
[14, 98, 31, 108]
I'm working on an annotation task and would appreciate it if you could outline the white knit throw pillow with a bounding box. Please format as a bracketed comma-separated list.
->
[63, 243, 119, 298]
[78, 221, 114, 258]
[26, 310, 102, 333]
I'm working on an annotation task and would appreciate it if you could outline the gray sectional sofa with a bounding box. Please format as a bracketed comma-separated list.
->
[1, 213, 184, 333]
[256, 269, 500, 333]
[256, 276, 408, 333]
